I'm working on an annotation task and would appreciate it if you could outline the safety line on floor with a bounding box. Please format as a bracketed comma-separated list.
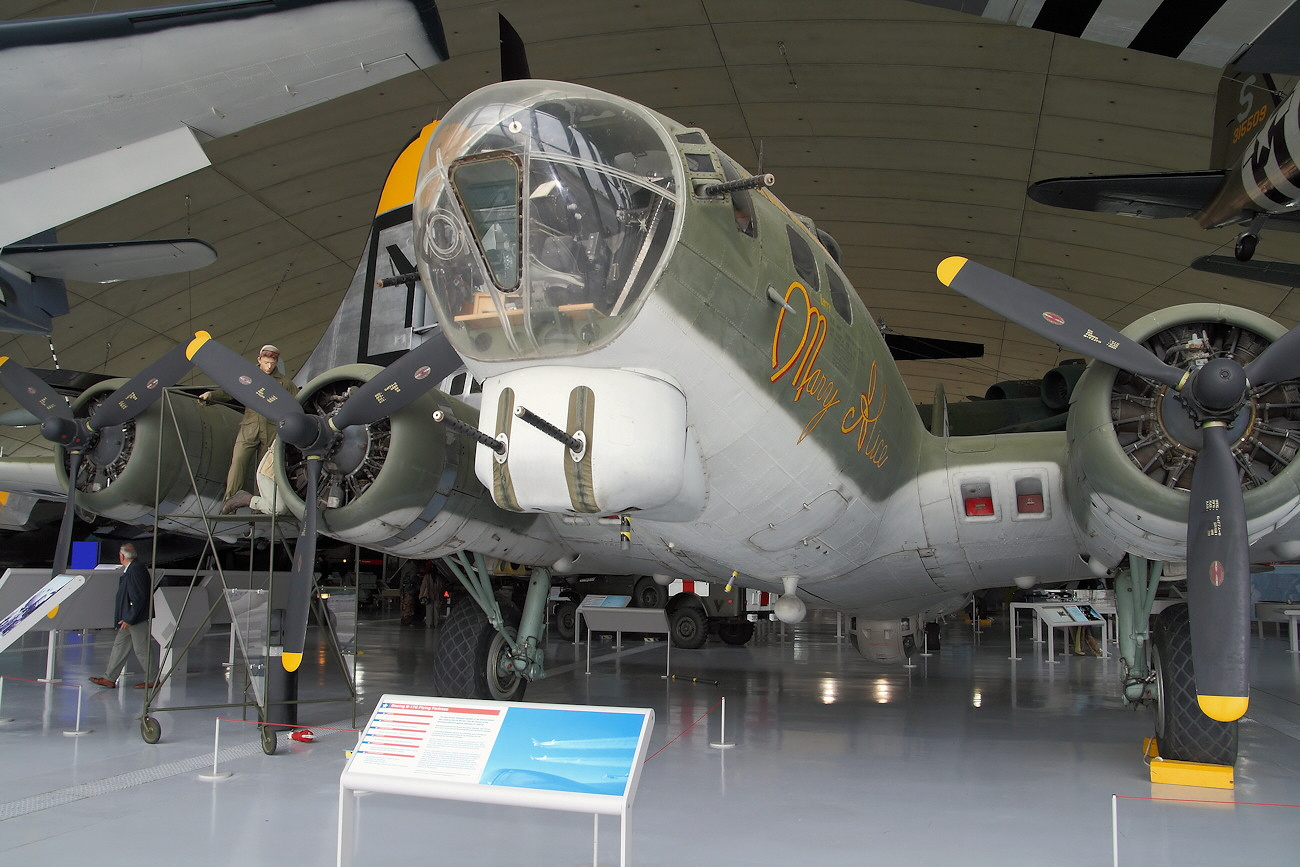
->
[0, 721, 348, 821]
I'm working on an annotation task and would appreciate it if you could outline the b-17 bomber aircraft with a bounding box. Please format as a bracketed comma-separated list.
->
[8, 79, 1300, 770]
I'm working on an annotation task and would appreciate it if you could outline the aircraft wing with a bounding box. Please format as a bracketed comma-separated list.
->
[912, 0, 1300, 72]
[1191, 254, 1300, 288]
[1026, 171, 1225, 219]
[0, 0, 449, 247]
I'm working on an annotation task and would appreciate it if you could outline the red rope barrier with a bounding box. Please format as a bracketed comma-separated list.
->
[643, 698, 723, 763]
[215, 718, 359, 733]
[1115, 794, 1300, 809]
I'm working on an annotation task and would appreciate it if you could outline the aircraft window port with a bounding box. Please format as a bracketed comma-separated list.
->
[786, 225, 820, 291]
[684, 152, 717, 174]
[718, 153, 757, 238]
[676, 131, 708, 145]
[826, 268, 852, 324]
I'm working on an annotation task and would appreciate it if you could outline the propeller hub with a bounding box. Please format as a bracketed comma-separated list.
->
[279, 413, 331, 452]
[40, 416, 83, 446]
[1186, 358, 1248, 419]
[1157, 387, 1253, 452]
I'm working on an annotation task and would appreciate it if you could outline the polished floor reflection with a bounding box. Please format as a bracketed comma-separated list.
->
[1, 610, 1298, 865]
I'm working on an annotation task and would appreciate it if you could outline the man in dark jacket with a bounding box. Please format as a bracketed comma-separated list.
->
[89, 543, 156, 689]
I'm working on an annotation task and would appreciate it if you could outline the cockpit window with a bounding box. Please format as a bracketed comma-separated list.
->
[414, 82, 682, 362]
[452, 156, 522, 291]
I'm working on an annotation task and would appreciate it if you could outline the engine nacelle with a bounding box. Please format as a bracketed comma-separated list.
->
[64, 382, 241, 530]
[850, 615, 919, 664]
[276, 364, 545, 560]
[1066, 303, 1300, 566]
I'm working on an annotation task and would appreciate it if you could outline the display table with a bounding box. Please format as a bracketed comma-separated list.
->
[339, 695, 655, 867]
[1254, 602, 1300, 653]
[1009, 602, 1106, 662]
[578, 597, 671, 679]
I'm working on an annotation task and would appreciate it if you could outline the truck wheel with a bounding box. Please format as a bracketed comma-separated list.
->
[632, 576, 668, 608]
[669, 607, 707, 649]
[553, 600, 578, 641]
[717, 619, 755, 646]
[433, 598, 527, 701]
[1152, 604, 1237, 765]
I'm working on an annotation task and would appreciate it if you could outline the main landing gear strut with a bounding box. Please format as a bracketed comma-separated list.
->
[431, 553, 550, 701]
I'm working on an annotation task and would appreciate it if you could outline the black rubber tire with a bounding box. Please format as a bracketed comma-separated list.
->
[260, 724, 278, 756]
[1235, 232, 1259, 262]
[140, 716, 161, 744]
[717, 619, 755, 646]
[1151, 604, 1238, 765]
[632, 576, 668, 609]
[669, 607, 707, 649]
[553, 600, 578, 642]
[432, 598, 527, 701]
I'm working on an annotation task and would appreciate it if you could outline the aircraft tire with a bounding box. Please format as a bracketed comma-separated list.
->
[433, 598, 527, 701]
[669, 607, 707, 649]
[1151, 604, 1238, 765]
[1234, 232, 1258, 262]
[717, 619, 755, 646]
[553, 600, 578, 642]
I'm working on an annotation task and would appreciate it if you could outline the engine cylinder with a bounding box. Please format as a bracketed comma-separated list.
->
[63, 383, 240, 527]
[1066, 303, 1300, 565]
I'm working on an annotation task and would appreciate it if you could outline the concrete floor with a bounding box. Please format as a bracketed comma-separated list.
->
[1, 608, 1298, 866]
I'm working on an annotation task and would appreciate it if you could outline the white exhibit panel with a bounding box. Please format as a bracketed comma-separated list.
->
[0, 573, 85, 653]
[0, 567, 118, 631]
[338, 694, 655, 866]
[1009, 602, 1107, 662]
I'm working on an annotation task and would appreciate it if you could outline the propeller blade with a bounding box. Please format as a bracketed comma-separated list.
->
[1244, 324, 1300, 386]
[280, 455, 322, 673]
[0, 355, 72, 424]
[936, 257, 1187, 389]
[499, 14, 531, 81]
[331, 331, 461, 430]
[88, 343, 193, 430]
[51, 451, 81, 578]
[1185, 423, 1252, 722]
[185, 332, 299, 424]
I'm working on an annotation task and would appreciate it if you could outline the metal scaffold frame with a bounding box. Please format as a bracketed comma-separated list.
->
[120, 389, 359, 751]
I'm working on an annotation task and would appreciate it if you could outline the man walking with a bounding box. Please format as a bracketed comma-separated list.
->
[89, 543, 157, 689]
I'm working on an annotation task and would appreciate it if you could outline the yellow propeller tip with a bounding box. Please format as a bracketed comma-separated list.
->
[936, 256, 968, 287]
[1198, 694, 1248, 722]
[47, 605, 59, 619]
[281, 652, 302, 673]
[185, 331, 212, 360]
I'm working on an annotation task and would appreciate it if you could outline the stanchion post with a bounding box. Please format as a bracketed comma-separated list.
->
[198, 717, 233, 781]
[1111, 794, 1119, 867]
[710, 696, 735, 749]
[62, 684, 90, 736]
[0, 676, 10, 724]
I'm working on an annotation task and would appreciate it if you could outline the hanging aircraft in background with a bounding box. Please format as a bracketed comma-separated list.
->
[0, 0, 449, 334]
[953, 0, 1300, 286]
[1027, 66, 1300, 281]
[6, 75, 1300, 771]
